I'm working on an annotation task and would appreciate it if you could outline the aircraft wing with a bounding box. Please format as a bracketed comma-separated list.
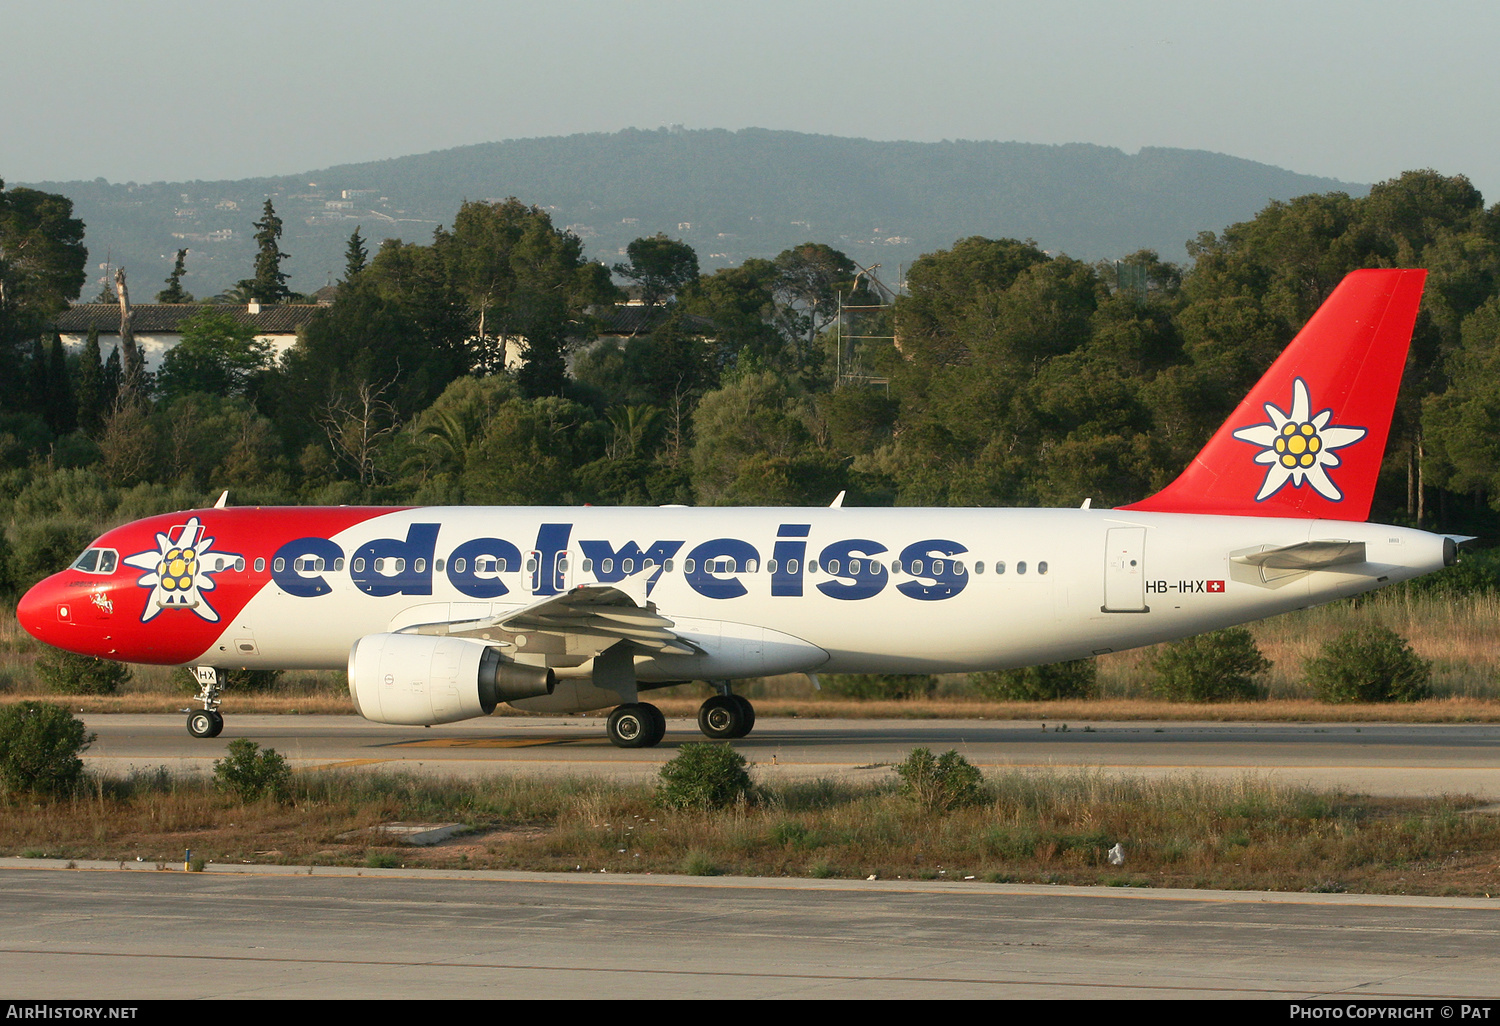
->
[396, 579, 701, 658]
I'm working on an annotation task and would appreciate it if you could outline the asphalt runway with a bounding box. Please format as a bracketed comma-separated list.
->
[82, 713, 1500, 798]
[17, 714, 1500, 1000]
[3, 861, 1499, 1000]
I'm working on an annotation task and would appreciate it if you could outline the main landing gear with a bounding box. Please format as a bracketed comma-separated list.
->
[697, 693, 755, 739]
[606, 703, 666, 748]
[604, 686, 758, 748]
[186, 666, 225, 738]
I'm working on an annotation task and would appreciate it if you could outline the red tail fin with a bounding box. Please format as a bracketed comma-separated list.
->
[1121, 268, 1426, 521]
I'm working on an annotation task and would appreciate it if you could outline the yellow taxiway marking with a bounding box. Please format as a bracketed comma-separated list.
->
[386, 736, 598, 749]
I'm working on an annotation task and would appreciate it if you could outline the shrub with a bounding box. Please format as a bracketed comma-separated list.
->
[0, 701, 95, 796]
[1149, 627, 1270, 701]
[895, 747, 986, 811]
[35, 649, 133, 695]
[657, 742, 754, 810]
[822, 673, 937, 700]
[1304, 626, 1432, 703]
[213, 738, 293, 804]
[968, 659, 1097, 700]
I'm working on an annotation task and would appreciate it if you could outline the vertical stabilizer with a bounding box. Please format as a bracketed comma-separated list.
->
[1120, 268, 1426, 521]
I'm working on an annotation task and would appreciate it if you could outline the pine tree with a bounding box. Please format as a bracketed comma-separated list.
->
[237, 199, 292, 303]
[76, 325, 103, 435]
[343, 226, 368, 283]
[47, 332, 75, 434]
[156, 249, 193, 303]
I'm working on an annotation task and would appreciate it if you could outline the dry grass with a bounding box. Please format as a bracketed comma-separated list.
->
[6, 767, 1499, 897]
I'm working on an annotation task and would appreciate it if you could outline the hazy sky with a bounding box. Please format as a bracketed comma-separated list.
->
[4, 0, 1496, 201]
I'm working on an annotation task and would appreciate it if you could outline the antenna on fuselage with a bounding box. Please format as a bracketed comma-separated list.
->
[214, 491, 229, 509]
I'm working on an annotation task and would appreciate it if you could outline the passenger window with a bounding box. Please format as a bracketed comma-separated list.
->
[453, 558, 466, 573]
[996, 561, 1006, 574]
[1038, 561, 1049, 575]
[891, 559, 902, 574]
[602, 558, 614, 574]
[497, 558, 509, 572]
[434, 558, 444, 573]
[255, 557, 266, 573]
[807, 560, 819, 574]
[664, 559, 674, 572]
[352, 557, 365, 573]
[975, 561, 985, 574]
[415, 558, 426, 573]
[766, 558, 778, 574]
[932, 559, 945, 575]
[582, 558, 594, 573]
[910, 559, 923, 575]
[234, 556, 246, 572]
[848, 559, 859, 575]
[335, 558, 344, 571]
[622, 558, 634, 573]
[826, 559, 840, 575]
[1017, 561, 1028, 575]
[684, 559, 696, 573]
[273, 558, 286, 573]
[954, 561, 965, 575]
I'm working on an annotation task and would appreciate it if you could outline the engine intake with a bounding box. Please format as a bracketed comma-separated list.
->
[348, 633, 554, 725]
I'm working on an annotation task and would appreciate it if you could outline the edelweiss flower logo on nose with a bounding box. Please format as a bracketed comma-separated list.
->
[122, 517, 241, 622]
[1232, 378, 1366, 502]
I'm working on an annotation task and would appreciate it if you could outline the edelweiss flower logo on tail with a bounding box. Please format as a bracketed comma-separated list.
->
[1232, 378, 1367, 502]
[123, 517, 241, 622]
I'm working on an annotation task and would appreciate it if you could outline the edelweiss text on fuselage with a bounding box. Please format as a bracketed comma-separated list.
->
[268, 522, 975, 603]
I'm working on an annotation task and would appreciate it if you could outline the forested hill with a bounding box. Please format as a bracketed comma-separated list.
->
[25, 128, 1361, 298]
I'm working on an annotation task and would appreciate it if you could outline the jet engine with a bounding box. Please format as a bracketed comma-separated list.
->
[348, 633, 554, 725]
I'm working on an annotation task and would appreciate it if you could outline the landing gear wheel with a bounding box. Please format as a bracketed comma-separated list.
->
[638, 702, 667, 747]
[698, 694, 752, 739]
[730, 695, 755, 738]
[607, 704, 664, 749]
[187, 710, 223, 738]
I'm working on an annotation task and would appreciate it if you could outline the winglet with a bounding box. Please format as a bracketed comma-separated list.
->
[1121, 268, 1426, 521]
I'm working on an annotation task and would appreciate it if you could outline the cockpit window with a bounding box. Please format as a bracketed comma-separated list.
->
[70, 548, 118, 574]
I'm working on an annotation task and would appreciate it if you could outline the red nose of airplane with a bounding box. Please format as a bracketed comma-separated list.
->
[17, 574, 78, 652]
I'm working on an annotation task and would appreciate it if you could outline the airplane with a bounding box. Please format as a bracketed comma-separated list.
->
[17, 268, 1458, 747]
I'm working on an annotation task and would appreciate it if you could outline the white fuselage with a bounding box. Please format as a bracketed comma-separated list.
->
[218, 506, 1448, 682]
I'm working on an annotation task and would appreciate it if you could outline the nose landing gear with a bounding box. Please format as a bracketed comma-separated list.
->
[186, 666, 225, 738]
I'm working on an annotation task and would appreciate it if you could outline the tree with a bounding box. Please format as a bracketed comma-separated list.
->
[435, 198, 618, 386]
[0, 180, 87, 416]
[156, 249, 193, 303]
[614, 233, 699, 308]
[74, 325, 105, 435]
[343, 226, 368, 283]
[155, 307, 272, 401]
[772, 242, 864, 356]
[238, 199, 292, 302]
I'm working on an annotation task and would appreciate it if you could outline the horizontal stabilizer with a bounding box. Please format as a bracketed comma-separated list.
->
[1231, 540, 1367, 571]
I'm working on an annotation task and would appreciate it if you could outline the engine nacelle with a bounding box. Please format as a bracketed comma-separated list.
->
[348, 633, 555, 726]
